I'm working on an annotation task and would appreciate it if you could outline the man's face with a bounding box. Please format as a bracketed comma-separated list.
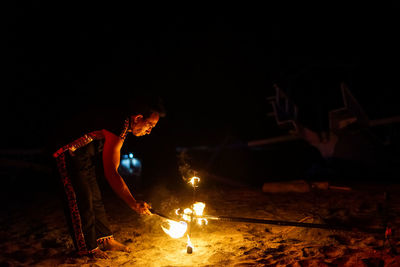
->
[131, 112, 160, 137]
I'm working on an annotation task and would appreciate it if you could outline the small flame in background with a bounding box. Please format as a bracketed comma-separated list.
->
[177, 150, 198, 184]
[188, 176, 200, 187]
[161, 220, 188, 239]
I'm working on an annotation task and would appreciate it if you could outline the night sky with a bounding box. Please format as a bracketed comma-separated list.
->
[3, 3, 400, 151]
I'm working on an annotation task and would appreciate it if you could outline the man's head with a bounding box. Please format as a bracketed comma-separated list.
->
[124, 95, 165, 136]
[130, 112, 160, 136]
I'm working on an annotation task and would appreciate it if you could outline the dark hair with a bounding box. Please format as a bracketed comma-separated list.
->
[120, 95, 166, 119]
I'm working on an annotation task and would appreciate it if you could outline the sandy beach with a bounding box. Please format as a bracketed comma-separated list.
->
[1, 175, 400, 267]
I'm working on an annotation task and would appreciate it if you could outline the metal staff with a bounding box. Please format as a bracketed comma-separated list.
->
[187, 177, 200, 254]
[150, 208, 177, 221]
[199, 214, 386, 234]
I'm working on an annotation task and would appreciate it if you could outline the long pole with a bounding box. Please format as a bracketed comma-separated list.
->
[151, 206, 388, 238]
[149, 209, 177, 221]
[187, 183, 196, 254]
[151, 208, 386, 235]
[201, 214, 385, 234]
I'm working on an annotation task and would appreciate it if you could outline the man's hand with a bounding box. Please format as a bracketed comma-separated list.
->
[133, 201, 152, 215]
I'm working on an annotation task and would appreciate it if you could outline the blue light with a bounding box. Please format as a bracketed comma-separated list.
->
[119, 153, 142, 177]
[131, 158, 139, 167]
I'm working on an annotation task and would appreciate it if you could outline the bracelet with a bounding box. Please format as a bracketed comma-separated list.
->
[97, 235, 114, 246]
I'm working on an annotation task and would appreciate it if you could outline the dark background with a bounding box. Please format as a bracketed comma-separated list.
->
[2, 3, 400, 193]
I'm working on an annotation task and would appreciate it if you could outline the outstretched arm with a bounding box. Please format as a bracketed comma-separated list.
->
[102, 129, 151, 215]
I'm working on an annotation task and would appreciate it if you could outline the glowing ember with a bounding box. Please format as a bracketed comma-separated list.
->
[161, 219, 187, 239]
[188, 176, 200, 187]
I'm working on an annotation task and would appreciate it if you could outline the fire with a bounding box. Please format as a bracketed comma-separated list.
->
[160, 176, 207, 254]
[175, 202, 208, 225]
[161, 219, 188, 239]
[183, 208, 193, 222]
[193, 202, 208, 225]
[188, 176, 200, 187]
[186, 234, 193, 253]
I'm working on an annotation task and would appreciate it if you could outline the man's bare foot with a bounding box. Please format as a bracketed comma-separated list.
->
[91, 248, 109, 259]
[103, 238, 131, 252]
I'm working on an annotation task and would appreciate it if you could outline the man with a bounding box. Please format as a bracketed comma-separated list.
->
[52, 97, 163, 258]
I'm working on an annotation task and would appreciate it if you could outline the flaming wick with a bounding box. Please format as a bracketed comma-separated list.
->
[188, 176, 200, 188]
[186, 234, 193, 254]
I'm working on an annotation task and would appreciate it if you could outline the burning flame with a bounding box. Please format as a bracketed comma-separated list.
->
[176, 202, 208, 225]
[192, 202, 205, 215]
[188, 176, 200, 187]
[183, 208, 193, 222]
[187, 234, 193, 251]
[193, 202, 207, 225]
[161, 220, 187, 239]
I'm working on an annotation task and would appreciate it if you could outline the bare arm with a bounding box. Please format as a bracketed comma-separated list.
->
[102, 129, 151, 215]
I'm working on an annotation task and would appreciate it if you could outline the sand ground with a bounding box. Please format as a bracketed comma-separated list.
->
[1, 180, 400, 267]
